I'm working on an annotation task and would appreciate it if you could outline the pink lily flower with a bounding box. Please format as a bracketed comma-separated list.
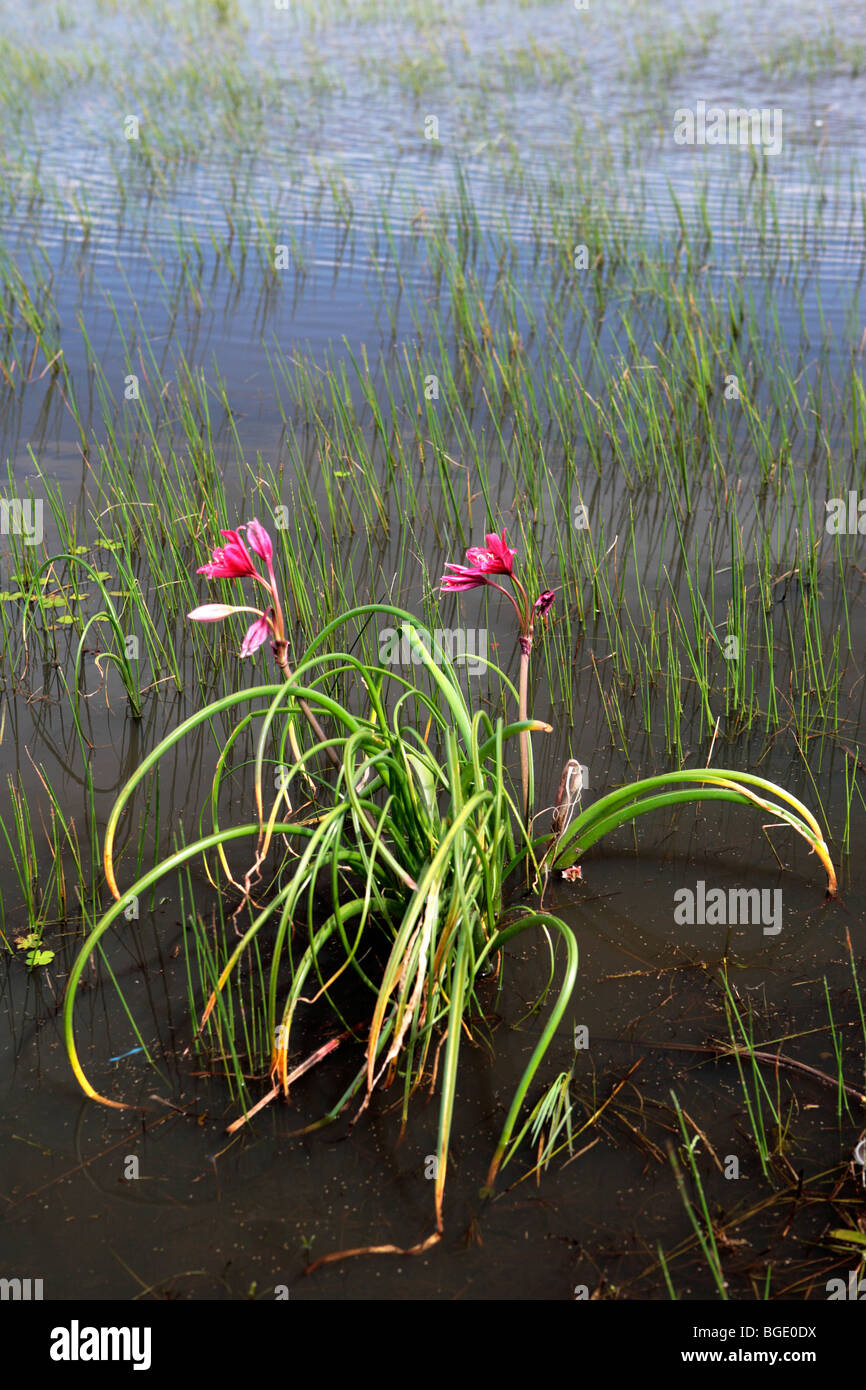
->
[440, 529, 526, 630]
[439, 528, 554, 824]
[191, 518, 343, 786]
[244, 518, 273, 565]
[464, 530, 516, 575]
[440, 531, 518, 595]
[197, 529, 258, 580]
[193, 520, 291, 669]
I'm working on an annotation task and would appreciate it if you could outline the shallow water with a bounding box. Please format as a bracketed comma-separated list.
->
[1, 0, 865, 1301]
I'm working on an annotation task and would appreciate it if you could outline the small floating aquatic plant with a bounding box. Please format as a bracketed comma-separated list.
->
[63, 521, 837, 1263]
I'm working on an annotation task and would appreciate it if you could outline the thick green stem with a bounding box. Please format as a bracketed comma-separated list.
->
[273, 637, 341, 769]
[518, 641, 530, 825]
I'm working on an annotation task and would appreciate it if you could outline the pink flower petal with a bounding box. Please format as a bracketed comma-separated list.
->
[440, 563, 488, 592]
[188, 604, 245, 621]
[486, 529, 516, 563]
[244, 518, 273, 564]
[198, 530, 257, 579]
[464, 529, 516, 575]
[239, 615, 271, 657]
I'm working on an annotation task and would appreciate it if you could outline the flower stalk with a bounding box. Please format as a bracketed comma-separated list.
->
[190, 519, 339, 767]
[440, 529, 554, 823]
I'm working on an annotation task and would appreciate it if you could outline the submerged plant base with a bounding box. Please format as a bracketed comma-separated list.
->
[62, 594, 837, 1255]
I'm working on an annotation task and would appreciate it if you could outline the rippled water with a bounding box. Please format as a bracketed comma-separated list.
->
[1, 0, 865, 1301]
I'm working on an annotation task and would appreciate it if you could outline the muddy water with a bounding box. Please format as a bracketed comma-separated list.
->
[1, 0, 865, 1300]
[2, 792, 860, 1300]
